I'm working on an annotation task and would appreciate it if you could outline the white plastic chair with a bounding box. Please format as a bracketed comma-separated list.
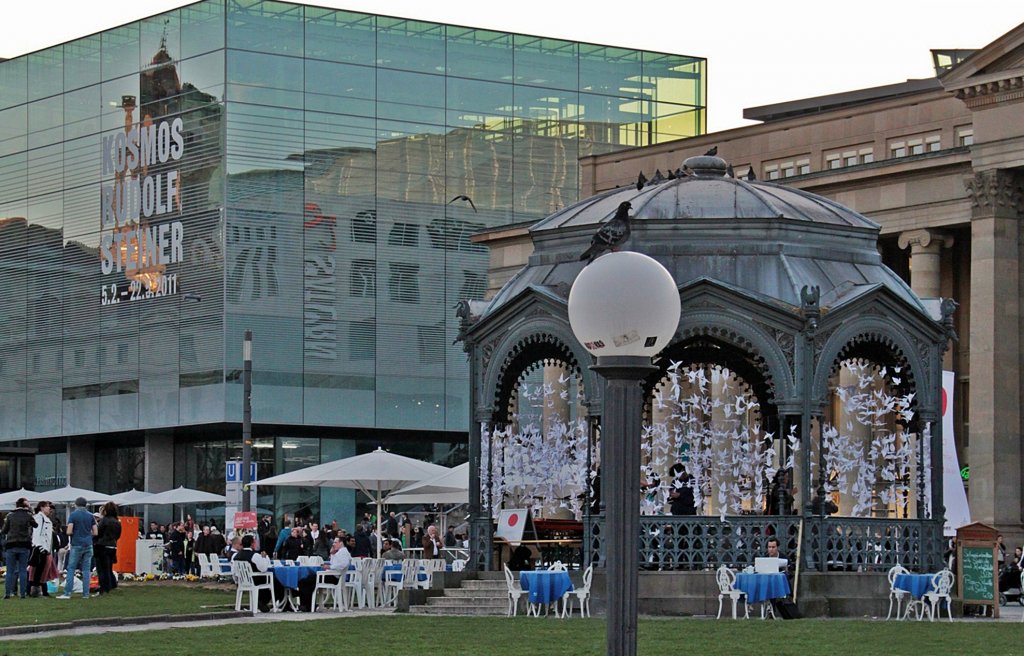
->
[886, 564, 910, 620]
[503, 564, 527, 617]
[715, 565, 749, 619]
[231, 561, 276, 615]
[297, 555, 323, 566]
[313, 570, 347, 612]
[344, 565, 368, 608]
[196, 553, 214, 579]
[924, 569, 954, 621]
[451, 559, 467, 572]
[548, 561, 568, 572]
[562, 564, 593, 618]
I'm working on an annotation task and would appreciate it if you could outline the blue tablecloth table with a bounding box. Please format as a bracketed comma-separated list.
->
[734, 573, 790, 604]
[520, 571, 573, 614]
[894, 572, 937, 620]
[271, 565, 321, 611]
[893, 573, 934, 599]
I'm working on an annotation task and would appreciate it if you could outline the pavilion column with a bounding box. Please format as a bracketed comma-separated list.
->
[66, 436, 96, 489]
[897, 229, 953, 299]
[964, 169, 1024, 530]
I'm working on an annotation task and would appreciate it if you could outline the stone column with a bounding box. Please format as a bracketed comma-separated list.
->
[145, 431, 175, 525]
[965, 169, 1024, 530]
[897, 229, 953, 299]
[66, 436, 96, 489]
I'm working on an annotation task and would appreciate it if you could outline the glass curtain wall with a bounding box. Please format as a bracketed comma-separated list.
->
[0, 0, 704, 443]
[222, 0, 705, 434]
[0, 1, 227, 441]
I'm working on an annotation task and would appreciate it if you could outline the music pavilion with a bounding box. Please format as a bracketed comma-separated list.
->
[0, 0, 706, 525]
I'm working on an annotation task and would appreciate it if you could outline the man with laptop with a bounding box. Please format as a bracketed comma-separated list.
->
[757, 537, 800, 618]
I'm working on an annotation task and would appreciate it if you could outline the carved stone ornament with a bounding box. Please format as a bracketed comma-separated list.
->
[963, 170, 1024, 215]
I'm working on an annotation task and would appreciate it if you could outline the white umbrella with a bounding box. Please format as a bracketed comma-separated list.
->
[44, 485, 114, 504]
[108, 488, 153, 505]
[143, 486, 226, 505]
[381, 490, 468, 505]
[0, 488, 40, 507]
[388, 463, 469, 498]
[259, 446, 450, 538]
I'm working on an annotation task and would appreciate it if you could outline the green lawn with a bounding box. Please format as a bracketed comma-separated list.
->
[1, 614, 1021, 656]
[0, 584, 235, 628]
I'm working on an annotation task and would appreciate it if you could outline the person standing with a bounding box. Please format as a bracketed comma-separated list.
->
[2, 497, 37, 599]
[422, 525, 443, 559]
[58, 496, 97, 599]
[28, 500, 55, 597]
[95, 502, 122, 594]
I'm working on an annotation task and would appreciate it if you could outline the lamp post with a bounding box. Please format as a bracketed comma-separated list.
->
[568, 251, 680, 656]
[242, 330, 253, 513]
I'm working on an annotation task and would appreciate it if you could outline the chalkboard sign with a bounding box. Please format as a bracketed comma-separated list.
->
[961, 546, 995, 601]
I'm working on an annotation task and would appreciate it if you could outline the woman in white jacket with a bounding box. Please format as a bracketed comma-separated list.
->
[29, 501, 54, 597]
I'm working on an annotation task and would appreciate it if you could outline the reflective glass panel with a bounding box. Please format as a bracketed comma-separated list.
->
[446, 27, 512, 82]
[0, 57, 27, 110]
[102, 23, 141, 81]
[227, 50, 303, 109]
[377, 17, 444, 75]
[27, 47, 64, 102]
[227, 0, 303, 57]
[514, 35, 578, 91]
[181, 0, 226, 59]
[580, 44, 641, 98]
[305, 8, 375, 66]
[140, 10, 181, 71]
[64, 36, 102, 92]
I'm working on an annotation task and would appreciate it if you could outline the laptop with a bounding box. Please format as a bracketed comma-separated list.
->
[754, 557, 787, 573]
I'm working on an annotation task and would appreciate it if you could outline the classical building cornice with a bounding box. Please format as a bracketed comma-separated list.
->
[946, 69, 1024, 108]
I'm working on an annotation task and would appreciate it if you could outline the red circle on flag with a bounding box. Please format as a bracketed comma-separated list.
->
[941, 387, 948, 417]
[508, 513, 519, 527]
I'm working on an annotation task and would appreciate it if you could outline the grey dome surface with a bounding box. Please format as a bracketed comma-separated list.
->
[486, 157, 925, 317]
[532, 158, 878, 232]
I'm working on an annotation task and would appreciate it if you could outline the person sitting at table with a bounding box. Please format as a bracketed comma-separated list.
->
[380, 538, 405, 561]
[232, 534, 277, 613]
[295, 536, 352, 611]
[508, 544, 534, 571]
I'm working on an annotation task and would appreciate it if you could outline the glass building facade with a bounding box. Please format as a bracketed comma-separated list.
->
[0, 0, 705, 524]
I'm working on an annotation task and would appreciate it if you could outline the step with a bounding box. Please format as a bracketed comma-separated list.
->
[444, 587, 507, 599]
[409, 605, 508, 616]
[424, 596, 507, 608]
[456, 581, 508, 591]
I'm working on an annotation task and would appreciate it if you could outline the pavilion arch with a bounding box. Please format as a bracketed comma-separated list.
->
[812, 317, 931, 417]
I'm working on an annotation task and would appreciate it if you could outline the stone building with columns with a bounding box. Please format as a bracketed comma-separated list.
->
[475, 22, 1024, 541]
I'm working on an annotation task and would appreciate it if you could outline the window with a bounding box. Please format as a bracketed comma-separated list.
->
[387, 222, 419, 247]
[826, 146, 874, 169]
[351, 209, 376, 243]
[926, 135, 941, 152]
[417, 323, 444, 364]
[74, 349, 85, 367]
[764, 164, 779, 180]
[796, 159, 810, 175]
[889, 133, 939, 159]
[350, 259, 376, 297]
[890, 142, 907, 158]
[388, 263, 420, 303]
[117, 343, 129, 364]
[908, 138, 924, 155]
[781, 161, 796, 178]
[957, 128, 974, 146]
[181, 335, 197, 363]
[459, 271, 487, 300]
[349, 319, 376, 361]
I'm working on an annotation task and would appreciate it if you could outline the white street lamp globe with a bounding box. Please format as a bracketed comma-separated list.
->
[568, 251, 680, 358]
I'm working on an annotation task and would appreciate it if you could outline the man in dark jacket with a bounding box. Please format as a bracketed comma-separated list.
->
[2, 498, 37, 599]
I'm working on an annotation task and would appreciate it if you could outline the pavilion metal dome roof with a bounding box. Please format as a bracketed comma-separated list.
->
[531, 156, 879, 232]
[485, 155, 928, 317]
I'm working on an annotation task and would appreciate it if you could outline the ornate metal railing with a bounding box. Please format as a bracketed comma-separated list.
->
[583, 515, 943, 572]
[804, 517, 945, 573]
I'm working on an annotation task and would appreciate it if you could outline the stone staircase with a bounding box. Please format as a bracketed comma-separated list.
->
[408, 574, 510, 616]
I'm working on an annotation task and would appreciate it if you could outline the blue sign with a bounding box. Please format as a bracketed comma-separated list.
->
[226, 461, 258, 483]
